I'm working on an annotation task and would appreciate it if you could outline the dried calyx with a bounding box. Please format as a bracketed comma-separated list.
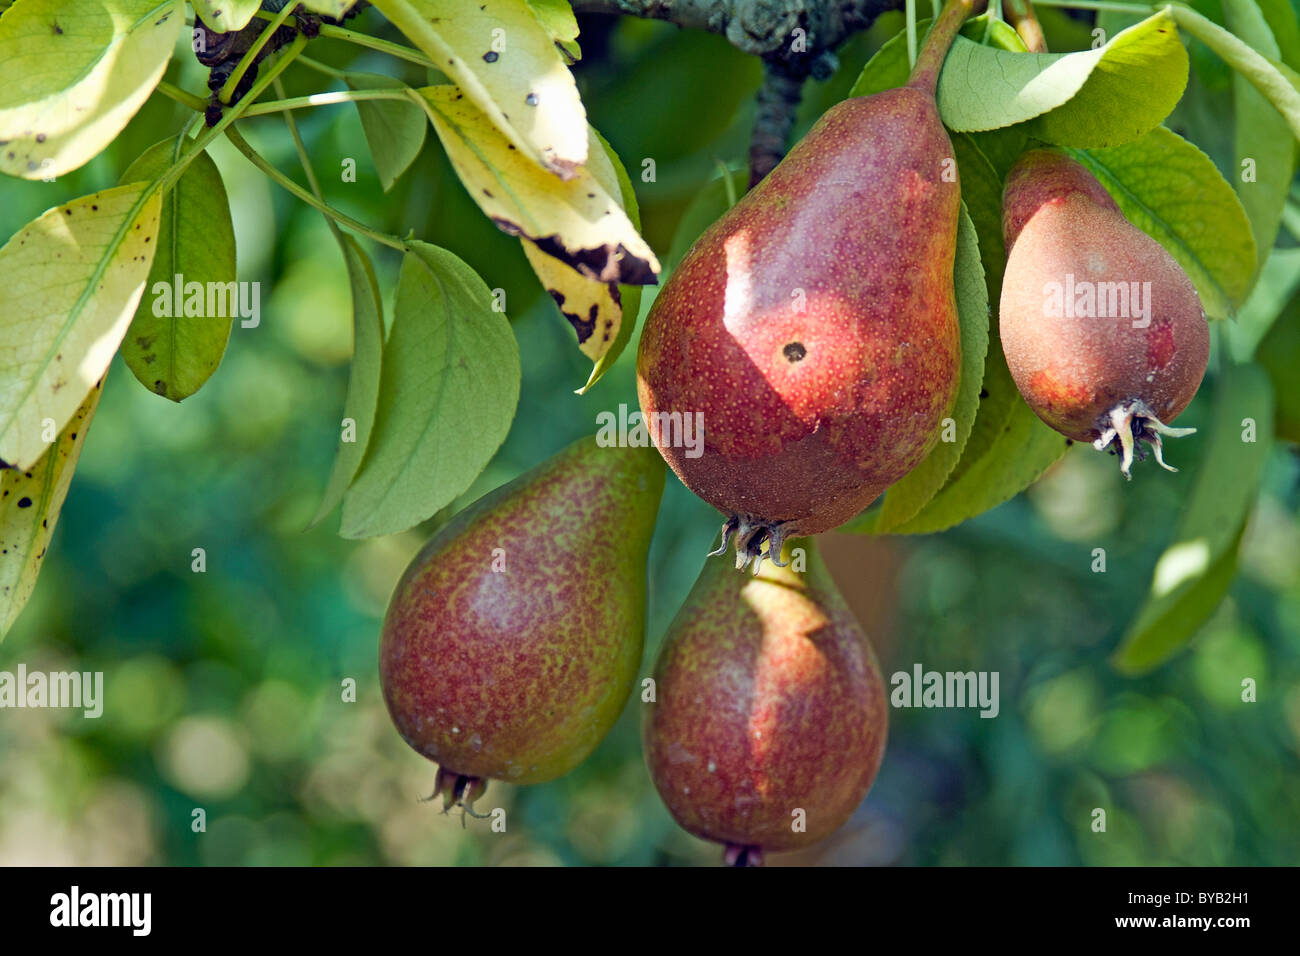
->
[1094, 399, 1197, 479]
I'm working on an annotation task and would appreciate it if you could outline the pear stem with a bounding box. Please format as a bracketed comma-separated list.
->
[906, 0, 985, 95]
[1005, 0, 1049, 53]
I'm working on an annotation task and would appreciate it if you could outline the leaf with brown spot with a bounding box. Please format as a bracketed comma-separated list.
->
[416, 85, 659, 291]
[0, 183, 161, 470]
[0, 0, 183, 179]
[518, 129, 647, 392]
[371, 0, 587, 177]
[191, 0, 260, 31]
[0, 380, 103, 640]
[118, 136, 237, 402]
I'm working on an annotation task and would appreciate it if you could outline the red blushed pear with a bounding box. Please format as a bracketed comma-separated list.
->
[643, 541, 888, 865]
[379, 436, 665, 810]
[636, 0, 985, 570]
[999, 148, 1210, 477]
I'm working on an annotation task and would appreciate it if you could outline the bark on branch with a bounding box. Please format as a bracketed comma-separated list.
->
[571, 0, 905, 184]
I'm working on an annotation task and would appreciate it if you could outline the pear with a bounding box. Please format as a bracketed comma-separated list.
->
[637, 0, 982, 569]
[379, 436, 665, 807]
[643, 541, 888, 864]
[1000, 148, 1209, 476]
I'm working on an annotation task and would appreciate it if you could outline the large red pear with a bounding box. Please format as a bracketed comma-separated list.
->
[379, 437, 664, 808]
[644, 541, 888, 864]
[637, 0, 982, 568]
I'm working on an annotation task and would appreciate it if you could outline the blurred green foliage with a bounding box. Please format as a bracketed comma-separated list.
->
[0, 7, 1298, 866]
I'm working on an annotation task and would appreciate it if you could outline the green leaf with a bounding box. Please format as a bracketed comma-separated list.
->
[370, 0, 588, 176]
[1256, 287, 1300, 442]
[1225, 0, 1299, 274]
[1257, 0, 1300, 70]
[0, 184, 162, 470]
[1169, 3, 1300, 141]
[191, 0, 260, 31]
[310, 236, 384, 528]
[847, 14, 1025, 98]
[1113, 362, 1274, 674]
[526, 0, 580, 62]
[118, 137, 237, 401]
[847, 16, 918, 96]
[870, 205, 989, 532]
[1226, 246, 1300, 360]
[339, 241, 520, 538]
[0, 0, 183, 179]
[1069, 126, 1257, 320]
[577, 128, 646, 393]
[935, 10, 1187, 147]
[877, 354, 1070, 535]
[0, 379, 103, 639]
[346, 72, 428, 193]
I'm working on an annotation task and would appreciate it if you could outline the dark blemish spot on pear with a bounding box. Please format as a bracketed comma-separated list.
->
[1065, 439, 1075, 446]
[35, 133, 46, 143]
[17, 497, 32, 508]
[783, 342, 807, 363]
[52, 22, 63, 35]
[153, 380, 167, 395]
[483, 189, 493, 198]
[525, 93, 538, 106]
[483, 51, 498, 63]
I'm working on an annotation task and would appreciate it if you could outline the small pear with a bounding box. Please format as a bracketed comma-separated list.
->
[644, 541, 888, 864]
[999, 148, 1210, 476]
[379, 437, 665, 806]
[637, 0, 983, 569]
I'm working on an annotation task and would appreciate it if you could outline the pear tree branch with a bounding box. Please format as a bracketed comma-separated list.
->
[570, 0, 906, 184]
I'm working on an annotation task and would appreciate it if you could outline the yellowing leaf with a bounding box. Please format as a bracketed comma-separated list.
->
[520, 129, 646, 391]
[0, 184, 162, 470]
[0, 0, 183, 180]
[300, 0, 359, 17]
[523, 242, 620, 359]
[0, 380, 103, 640]
[191, 0, 261, 31]
[417, 85, 659, 287]
[371, 0, 588, 176]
